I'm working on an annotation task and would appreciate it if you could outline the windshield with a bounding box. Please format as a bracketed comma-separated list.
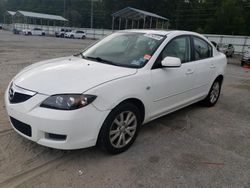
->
[81, 32, 165, 68]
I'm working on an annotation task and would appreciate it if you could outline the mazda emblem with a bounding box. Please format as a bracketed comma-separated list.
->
[9, 86, 15, 101]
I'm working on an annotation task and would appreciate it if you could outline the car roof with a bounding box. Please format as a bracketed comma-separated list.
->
[122, 29, 201, 37]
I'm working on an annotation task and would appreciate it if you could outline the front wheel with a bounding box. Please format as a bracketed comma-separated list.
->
[202, 80, 222, 107]
[97, 103, 141, 154]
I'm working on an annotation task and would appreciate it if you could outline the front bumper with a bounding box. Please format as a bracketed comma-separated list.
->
[5, 86, 110, 150]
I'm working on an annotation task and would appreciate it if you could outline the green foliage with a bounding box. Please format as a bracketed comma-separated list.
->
[0, 0, 249, 35]
[205, 0, 247, 35]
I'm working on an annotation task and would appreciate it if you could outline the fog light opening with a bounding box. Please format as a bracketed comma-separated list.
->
[45, 133, 67, 141]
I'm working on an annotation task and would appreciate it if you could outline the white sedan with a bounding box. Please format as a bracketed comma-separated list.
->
[5, 30, 227, 154]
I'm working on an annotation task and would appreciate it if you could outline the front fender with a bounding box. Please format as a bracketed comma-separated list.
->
[86, 70, 151, 117]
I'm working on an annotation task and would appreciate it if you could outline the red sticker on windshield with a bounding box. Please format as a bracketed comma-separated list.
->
[144, 54, 151, 60]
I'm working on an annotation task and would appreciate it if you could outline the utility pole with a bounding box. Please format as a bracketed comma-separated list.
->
[90, 0, 94, 28]
[64, 0, 66, 17]
[64, 0, 66, 26]
[176, 0, 180, 29]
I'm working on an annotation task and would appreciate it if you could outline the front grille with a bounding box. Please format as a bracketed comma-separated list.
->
[8, 83, 36, 104]
[10, 117, 32, 137]
[9, 92, 33, 103]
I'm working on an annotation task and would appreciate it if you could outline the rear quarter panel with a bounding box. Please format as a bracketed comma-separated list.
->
[213, 51, 227, 83]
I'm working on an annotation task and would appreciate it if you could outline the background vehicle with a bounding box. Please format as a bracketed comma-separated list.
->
[241, 46, 250, 66]
[0, 24, 2, 30]
[211, 41, 220, 51]
[219, 43, 234, 57]
[65, 30, 86, 39]
[5, 30, 227, 154]
[55, 28, 72, 38]
[22, 28, 45, 36]
[13, 28, 21, 34]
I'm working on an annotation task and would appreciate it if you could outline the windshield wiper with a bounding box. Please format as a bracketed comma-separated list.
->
[85, 56, 118, 66]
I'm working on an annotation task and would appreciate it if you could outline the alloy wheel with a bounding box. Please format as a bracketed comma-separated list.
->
[210, 82, 220, 103]
[109, 111, 137, 149]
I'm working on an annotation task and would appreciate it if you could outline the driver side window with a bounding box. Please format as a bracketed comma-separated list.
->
[162, 36, 191, 63]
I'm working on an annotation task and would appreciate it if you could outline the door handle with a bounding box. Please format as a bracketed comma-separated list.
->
[186, 69, 194, 75]
[210, 64, 216, 69]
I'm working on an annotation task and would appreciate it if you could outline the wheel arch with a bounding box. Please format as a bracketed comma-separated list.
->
[215, 74, 224, 84]
[114, 98, 145, 124]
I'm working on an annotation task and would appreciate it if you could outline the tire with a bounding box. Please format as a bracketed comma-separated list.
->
[60, 34, 64, 38]
[202, 79, 222, 107]
[70, 35, 74, 39]
[241, 61, 245, 66]
[97, 102, 141, 154]
[82, 36, 86, 39]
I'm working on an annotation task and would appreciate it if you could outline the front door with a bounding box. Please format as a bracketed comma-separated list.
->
[150, 36, 196, 118]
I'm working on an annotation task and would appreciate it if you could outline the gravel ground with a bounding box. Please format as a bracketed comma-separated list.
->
[0, 30, 250, 188]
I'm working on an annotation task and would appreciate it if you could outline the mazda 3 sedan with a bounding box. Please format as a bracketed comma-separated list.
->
[5, 30, 227, 154]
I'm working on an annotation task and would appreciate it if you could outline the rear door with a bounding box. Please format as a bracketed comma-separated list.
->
[191, 36, 215, 97]
[74, 31, 80, 38]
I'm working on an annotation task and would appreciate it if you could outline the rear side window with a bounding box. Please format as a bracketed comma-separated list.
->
[193, 37, 212, 60]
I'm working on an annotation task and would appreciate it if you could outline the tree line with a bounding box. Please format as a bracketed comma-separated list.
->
[0, 0, 250, 35]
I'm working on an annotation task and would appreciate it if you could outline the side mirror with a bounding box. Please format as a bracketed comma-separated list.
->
[161, 57, 181, 68]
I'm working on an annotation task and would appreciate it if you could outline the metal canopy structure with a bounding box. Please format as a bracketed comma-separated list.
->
[3, 10, 68, 32]
[111, 7, 169, 30]
[4, 11, 16, 24]
[15, 10, 68, 22]
[6, 11, 16, 16]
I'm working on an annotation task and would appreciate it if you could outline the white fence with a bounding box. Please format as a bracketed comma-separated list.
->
[4, 23, 113, 39]
[3, 23, 250, 54]
[205, 34, 250, 54]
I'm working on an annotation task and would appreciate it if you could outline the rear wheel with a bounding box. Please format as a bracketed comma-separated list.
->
[202, 79, 222, 107]
[98, 103, 141, 154]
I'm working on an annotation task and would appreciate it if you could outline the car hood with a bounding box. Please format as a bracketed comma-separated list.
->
[13, 56, 137, 95]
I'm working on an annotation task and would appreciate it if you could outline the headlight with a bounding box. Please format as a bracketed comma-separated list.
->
[40, 94, 97, 110]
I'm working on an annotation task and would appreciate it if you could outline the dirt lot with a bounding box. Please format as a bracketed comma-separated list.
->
[0, 30, 250, 188]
